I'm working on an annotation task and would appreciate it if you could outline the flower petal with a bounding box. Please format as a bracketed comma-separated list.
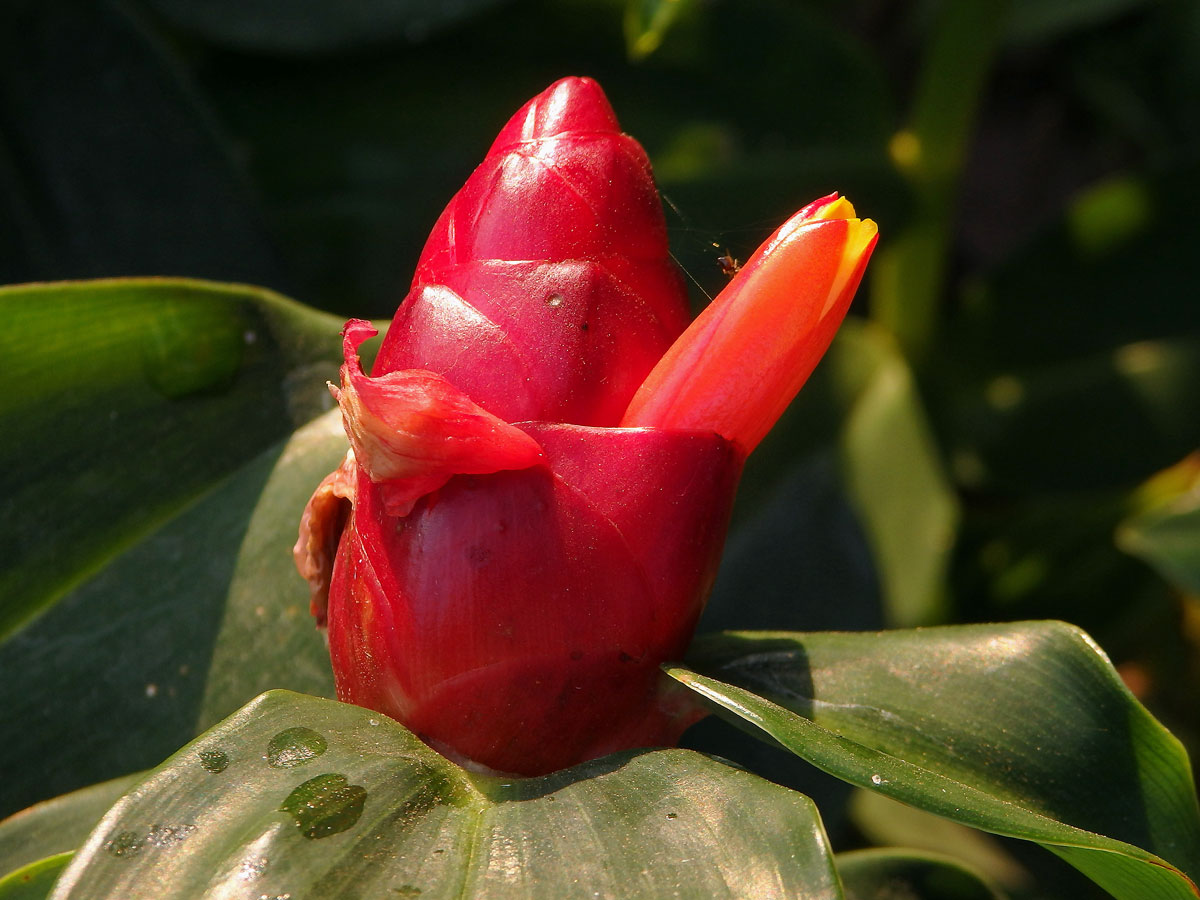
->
[334, 319, 544, 516]
[621, 195, 878, 454]
[293, 451, 356, 626]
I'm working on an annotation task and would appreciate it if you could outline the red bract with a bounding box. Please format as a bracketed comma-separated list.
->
[375, 76, 689, 428]
[295, 77, 877, 776]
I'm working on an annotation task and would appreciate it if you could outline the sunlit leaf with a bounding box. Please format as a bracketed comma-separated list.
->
[0, 853, 71, 900]
[0, 776, 139, 879]
[1119, 464, 1200, 595]
[673, 622, 1200, 900]
[52, 691, 845, 899]
[0, 280, 353, 817]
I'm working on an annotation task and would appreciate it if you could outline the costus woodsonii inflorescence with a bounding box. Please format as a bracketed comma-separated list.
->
[295, 76, 877, 776]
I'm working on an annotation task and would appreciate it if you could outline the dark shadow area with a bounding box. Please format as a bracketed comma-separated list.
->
[0, 0, 285, 289]
[0, 442, 280, 817]
[701, 449, 884, 635]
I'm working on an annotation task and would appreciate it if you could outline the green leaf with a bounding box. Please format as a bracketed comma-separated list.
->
[624, 0, 701, 61]
[0, 409, 347, 817]
[1119, 493, 1200, 595]
[52, 691, 845, 899]
[837, 323, 959, 626]
[141, 0, 509, 54]
[0, 278, 342, 638]
[0, 776, 140, 879]
[836, 848, 1007, 900]
[0, 853, 72, 900]
[0, 279, 354, 817]
[672, 622, 1200, 900]
[848, 789, 1035, 893]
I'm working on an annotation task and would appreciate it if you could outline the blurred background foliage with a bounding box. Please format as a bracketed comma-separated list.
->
[2, 0, 1199, 896]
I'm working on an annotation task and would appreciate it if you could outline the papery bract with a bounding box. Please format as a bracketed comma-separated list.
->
[296, 76, 877, 776]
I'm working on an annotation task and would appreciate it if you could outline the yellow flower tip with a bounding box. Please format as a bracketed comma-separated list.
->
[809, 195, 857, 222]
[825, 216, 878, 316]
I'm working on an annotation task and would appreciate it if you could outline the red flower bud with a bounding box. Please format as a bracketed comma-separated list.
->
[295, 77, 876, 776]
[374, 76, 690, 428]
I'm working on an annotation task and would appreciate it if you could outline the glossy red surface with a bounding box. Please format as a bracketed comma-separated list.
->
[327, 425, 740, 774]
[375, 76, 688, 427]
[296, 77, 875, 775]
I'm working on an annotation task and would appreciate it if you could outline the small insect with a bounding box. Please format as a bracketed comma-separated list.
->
[714, 244, 741, 278]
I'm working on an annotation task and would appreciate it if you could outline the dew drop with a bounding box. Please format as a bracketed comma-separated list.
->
[145, 823, 197, 848]
[545, 293, 564, 308]
[665, 812, 678, 820]
[393, 886, 423, 897]
[103, 830, 143, 858]
[870, 774, 883, 785]
[267, 727, 328, 768]
[240, 857, 269, 881]
[199, 749, 229, 774]
[280, 773, 367, 839]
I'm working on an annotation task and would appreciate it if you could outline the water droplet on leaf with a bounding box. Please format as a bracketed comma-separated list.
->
[240, 857, 269, 880]
[280, 773, 367, 839]
[199, 749, 229, 773]
[103, 830, 143, 858]
[267, 727, 328, 768]
[145, 824, 196, 847]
